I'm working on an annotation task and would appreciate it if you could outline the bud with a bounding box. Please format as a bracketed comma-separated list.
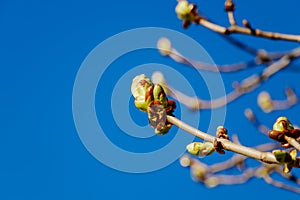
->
[131, 74, 153, 98]
[224, 0, 235, 12]
[216, 126, 229, 140]
[131, 74, 154, 112]
[157, 38, 172, 56]
[204, 177, 219, 188]
[272, 149, 297, 173]
[179, 155, 191, 167]
[134, 86, 154, 112]
[244, 108, 256, 123]
[272, 150, 291, 164]
[257, 91, 273, 113]
[147, 104, 171, 135]
[153, 84, 168, 108]
[186, 142, 215, 157]
[272, 116, 294, 132]
[175, 0, 195, 21]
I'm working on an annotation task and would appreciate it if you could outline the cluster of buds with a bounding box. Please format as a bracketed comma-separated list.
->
[268, 117, 300, 148]
[272, 149, 299, 173]
[214, 126, 229, 154]
[131, 74, 176, 134]
[216, 126, 229, 140]
[175, 0, 200, 28]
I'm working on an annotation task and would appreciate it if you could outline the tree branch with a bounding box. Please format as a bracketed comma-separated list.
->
[166, 115, 283, 164]
[154, 47, 300, 110]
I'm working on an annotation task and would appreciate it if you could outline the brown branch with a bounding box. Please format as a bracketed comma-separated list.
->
[166, 115, 284, 165]
[244, 108, 270, 134]
[271, 88, 298, 110]
[176, 1, 300, 42]
[154, 47, 300, 110]
[197, 16, 300, 43]
[182, 154, 300, 192]
[157, 37, 286, 73]
[205, 169, 255, 187]
[263, 173, 300, 193]
[210, 143, 279, 173]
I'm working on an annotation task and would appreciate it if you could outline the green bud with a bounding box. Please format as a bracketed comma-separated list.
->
[131, 74, 153, 98]
[153, 84, 168, 108]
[186, 142, 215, 157]
[272, 150, 289, 163]
[175, 0, 193, 21]
[272, 149, 297, 173]
[257, 91, 273, 113]
[272, 116, 294, 132]
[134, 87, 153, 112]
[131, 74, 154, 112]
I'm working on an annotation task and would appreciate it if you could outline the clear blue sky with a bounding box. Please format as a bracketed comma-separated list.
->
[1, 0, 300, 199]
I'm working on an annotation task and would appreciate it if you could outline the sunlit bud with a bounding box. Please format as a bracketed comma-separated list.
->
[175, 0, 194, 21]
[257, 91, 273, 113]
[151, 71, 168, 94]
[179, 155, 191, 167]
[131, 74, 154, 112]
[157, 38, 172, 56]
[273, 149, 297, 173]
[216, 126, 229, 140]
[153, 84, 168, 108]
[133, 85, 154, 112]
[131, 74, 153, 98]
[272, 149, 291, 164]
[186, 142, 215, 157]
[272, 116, 294, 132]
[204, 177, 219, 188]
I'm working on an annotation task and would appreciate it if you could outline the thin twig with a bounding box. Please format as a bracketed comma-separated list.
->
[197, 17, 300, 42]
[284, 135, 300, 152]
[154, 47, 300, 110]
[263, 174, 300, 193]
[158, 37, 286, 73]
[166, 115, 285, 165]
[244, 108, 270, 135]
[210, 143, 279, 173]
[182, 154, 300, 192]
[225, 0, 236, 26]
[177, 1, 300, 42]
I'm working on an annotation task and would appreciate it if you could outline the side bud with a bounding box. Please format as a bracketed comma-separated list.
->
[272, 116, 294, 132]
[153, 84, 168, 108]
[186, 142, 215, 157]
[131, 74, 154, 112]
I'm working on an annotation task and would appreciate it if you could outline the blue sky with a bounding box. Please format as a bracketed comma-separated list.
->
[1, 0, 300, 199]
